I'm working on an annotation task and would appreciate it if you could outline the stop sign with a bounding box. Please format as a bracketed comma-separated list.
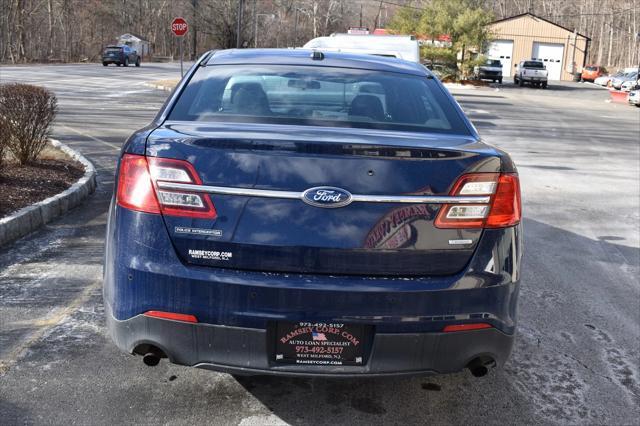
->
[171, 17, 188, 36]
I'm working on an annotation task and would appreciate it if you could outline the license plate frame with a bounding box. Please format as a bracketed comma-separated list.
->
[273, 321, 372, 366]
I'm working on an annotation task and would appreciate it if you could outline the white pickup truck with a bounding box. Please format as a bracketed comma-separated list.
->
[514, 60, 548, 88]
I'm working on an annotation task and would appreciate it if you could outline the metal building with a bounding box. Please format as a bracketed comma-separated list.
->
[117, 33, 151, 59]
[485, 13, 589, 81]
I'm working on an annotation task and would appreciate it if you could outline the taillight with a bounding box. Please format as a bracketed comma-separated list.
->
[435, 173, 521, 229]
[116, 154, 160, 214]
[116, 154, 217, 219]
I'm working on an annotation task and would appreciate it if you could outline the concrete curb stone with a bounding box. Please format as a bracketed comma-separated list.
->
[0, 138, 97, 246]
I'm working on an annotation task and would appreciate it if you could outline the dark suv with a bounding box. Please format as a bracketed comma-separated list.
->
[102, 45, 140, 67]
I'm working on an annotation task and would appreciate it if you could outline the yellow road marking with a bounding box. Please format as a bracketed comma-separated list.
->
[0, 279, 101, 376]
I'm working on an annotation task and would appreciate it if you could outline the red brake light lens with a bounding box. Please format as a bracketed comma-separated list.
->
[116, 154, 217, 219]
[485, 174, 521, 228]
[435, 173, 521, 229]
[116, 154, 161, 214]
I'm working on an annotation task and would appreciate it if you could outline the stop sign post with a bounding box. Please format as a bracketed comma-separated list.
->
[171, 17, 188, 76]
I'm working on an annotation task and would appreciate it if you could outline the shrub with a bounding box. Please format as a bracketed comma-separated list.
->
[0, 84, 57, 165]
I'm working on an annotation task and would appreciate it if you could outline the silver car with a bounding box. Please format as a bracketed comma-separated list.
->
[628, 89, 640, 107]
[610, 71, 638, 89]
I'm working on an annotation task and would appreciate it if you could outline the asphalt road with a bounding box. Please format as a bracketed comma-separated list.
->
[0, 63, 638, 425]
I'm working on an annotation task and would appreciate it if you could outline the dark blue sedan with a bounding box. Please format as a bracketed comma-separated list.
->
[104, 49, 522, 378]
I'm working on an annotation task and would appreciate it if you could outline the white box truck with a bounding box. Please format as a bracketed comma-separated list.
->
[303, 34, 420, 63]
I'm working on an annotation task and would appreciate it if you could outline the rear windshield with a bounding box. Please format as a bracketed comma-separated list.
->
[585, 66, 598, 71]
[485, 60, 502, 67]
[523, 61, 544, 69]
[105, 47, 122, 53]
[168, 65, 471, 135]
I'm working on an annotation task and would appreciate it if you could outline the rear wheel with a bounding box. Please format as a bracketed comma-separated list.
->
[116, 62, 121, 67]
[102, 62, 108, 66]
[542, 82, 548, 89]
[135, 57, 141, 67]
[498, 77, 503, 84]
[124, 57, 129, 67]
[518, 78, 524, 87]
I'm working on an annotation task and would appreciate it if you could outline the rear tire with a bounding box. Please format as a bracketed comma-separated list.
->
[124, 57, 129, 67]
[102, 62, 108, 66]
[518, 78, 524, 87]
[542, 82, 548, 89]
[116, 63, 121, 67]
[135, 57, 140, 67]
[498, 77, 503, 84]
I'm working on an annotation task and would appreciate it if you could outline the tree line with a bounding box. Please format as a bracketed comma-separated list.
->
[1, 0, 637, 70]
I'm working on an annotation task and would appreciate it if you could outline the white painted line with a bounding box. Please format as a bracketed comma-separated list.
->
[60, 125, 121, 151]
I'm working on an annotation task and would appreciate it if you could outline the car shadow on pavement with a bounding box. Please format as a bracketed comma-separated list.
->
[232, 217, 639, 425]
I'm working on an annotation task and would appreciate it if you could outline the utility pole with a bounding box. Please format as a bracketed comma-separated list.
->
[293, 8, 299, 47]
[254, 14, 275, 48]
[236, 0, 244, 48]
[571, 29, 577, 76]
[252, 0, 257, 47]
[359, 4, 363, 28]
[636, 32, 640, 81]
[191, 0, 198, 59]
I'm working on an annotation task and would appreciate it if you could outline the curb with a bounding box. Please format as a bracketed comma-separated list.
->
[0, 139, 97, 246]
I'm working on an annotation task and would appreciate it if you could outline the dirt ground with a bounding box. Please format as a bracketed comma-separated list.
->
[0, 145, 84, 217]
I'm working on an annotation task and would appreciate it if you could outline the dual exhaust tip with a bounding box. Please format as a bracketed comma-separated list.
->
[135, 344, 496, 378]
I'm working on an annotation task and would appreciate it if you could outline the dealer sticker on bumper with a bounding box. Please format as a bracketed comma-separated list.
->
[274, 321, 370, 366]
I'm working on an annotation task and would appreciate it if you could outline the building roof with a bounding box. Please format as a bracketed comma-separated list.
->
[207, 49, 429, 77]
[489, 13, 590, 41]
[118, 33, 150, 42]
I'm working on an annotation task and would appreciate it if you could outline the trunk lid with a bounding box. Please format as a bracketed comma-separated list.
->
[146, 123, 503, 276]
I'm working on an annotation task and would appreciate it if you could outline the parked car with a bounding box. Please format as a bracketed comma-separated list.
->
[514, 60, 548, 88]
[594, 71, 622, 86]
[628, 89, 640, 107]
[423, 60, 457, 81]
[102, 45, 140, 67]
[620, 78, 639, 92]
[474, 59, 503, 83]
[580, 65, 605, 82]
[104, 49, 522, 378]
[610, 71, 638, 90]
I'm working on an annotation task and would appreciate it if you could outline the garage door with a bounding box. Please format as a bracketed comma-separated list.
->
[486, 40, 513, 77]
[532, 42, 564, 80]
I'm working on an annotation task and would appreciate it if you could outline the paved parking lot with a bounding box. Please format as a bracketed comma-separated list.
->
[0, 63, 638, 425]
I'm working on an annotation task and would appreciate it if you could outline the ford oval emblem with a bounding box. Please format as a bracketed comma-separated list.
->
[302, 186, 353, 208]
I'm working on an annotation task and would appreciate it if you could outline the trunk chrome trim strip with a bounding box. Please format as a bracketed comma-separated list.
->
[156, 182, 491, 204]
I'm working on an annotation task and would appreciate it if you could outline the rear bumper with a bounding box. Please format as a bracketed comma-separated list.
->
[106, 305, 514, 377]
[104, 205, 522, 376]
[520, 76, 547, 82]
[478, 72, 502, 79]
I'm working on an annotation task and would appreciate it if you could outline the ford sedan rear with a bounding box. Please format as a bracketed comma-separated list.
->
[103, 49, 522, 378]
